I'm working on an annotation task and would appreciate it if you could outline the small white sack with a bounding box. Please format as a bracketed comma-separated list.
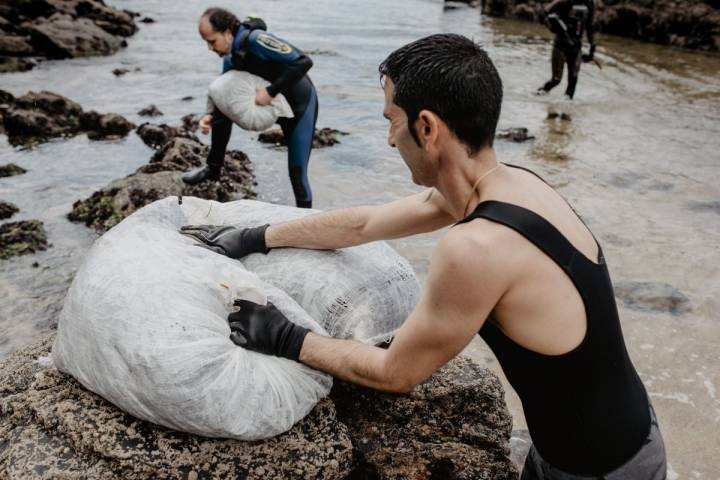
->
[208, 70, 294, 131]
[178, 197, 422, 345]
[52, 197, 331, 440]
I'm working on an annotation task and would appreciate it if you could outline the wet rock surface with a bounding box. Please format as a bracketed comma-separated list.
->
[136, 122, 198, 149]
[138, 104, 163, 117]
[0, 336, 355, 480]
[1, 90, 134, 145]
[479, 0, 720, 51]
[0, 337, 516, 479]
[68, 136, 256, 233]
[333, 356, 517, 479]
[497, 127, 535, 142]
[0, 163, 26, 178]
[0, 201, 19, 220]
[614, 280, 692, 315]
[258, 127, 349, 148]
[0, 0, 139, 72]
[0, 220, 48, 259]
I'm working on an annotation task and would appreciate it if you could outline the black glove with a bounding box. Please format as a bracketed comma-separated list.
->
[228, 300, 310, 361]
[180, 224, 269, 259]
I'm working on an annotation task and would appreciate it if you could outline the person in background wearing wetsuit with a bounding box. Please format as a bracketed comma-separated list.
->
[183, 8, 318, 209]
[536, 0, 596, 99]
[180, 34, 667, 479]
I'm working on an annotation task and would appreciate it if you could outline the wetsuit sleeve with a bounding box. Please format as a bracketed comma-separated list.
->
[247, 30, 313, 97]
[586, 0, 596, 49]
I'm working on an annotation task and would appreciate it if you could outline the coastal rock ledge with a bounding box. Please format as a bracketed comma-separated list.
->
[0, 336, 517, 479]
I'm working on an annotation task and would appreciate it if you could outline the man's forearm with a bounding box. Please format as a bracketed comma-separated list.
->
[265, 206, 374, 250]
[299, 333, 412, 393]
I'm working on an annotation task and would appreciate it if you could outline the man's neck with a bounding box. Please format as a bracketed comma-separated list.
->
[435, 147, 500, 220]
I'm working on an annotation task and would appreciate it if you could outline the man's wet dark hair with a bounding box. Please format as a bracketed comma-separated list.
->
[202, 7, 241, 35]
[378, 33, 503, 153]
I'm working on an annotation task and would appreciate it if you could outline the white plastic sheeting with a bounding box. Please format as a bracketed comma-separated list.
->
[52, 197, 331, 440]
[208, 70, 293, 131]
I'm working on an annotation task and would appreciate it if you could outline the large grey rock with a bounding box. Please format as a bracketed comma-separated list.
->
[136, 122, 198, 149]
[332, 356, 518, 479]
[1, 337, 518, 479]
[22, 13, 123, 59]
[0, 336, 355, 480]
[2, 90, 133, 144]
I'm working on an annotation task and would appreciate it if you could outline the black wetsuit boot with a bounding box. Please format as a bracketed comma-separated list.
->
[182, 111, 233, 185]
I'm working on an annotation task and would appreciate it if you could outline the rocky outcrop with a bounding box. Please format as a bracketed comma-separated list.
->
[0, 163, 26, 178]
[0, 0, 139, 72]
[136, 122, 199, 149]
[0, 336, 517, 479]
[258, 127, 349, 148]
[137, 104, 162, 117]
[1, 91, 134, 145]
[0, 220, 48, 259]
[68, 136, 256, 232]
[480, 0, 720, 51]
[0, 201, 19, 220]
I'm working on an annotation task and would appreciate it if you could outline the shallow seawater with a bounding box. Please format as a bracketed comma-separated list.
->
[1, 0, 719, 476]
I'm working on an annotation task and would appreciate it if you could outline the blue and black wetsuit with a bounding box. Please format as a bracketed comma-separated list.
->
[207, 25, 318, 208]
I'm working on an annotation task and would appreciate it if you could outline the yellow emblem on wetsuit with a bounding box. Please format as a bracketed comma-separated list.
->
[257, 34, 292, 54]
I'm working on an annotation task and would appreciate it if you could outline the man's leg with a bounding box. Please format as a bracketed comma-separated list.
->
[564, 48, 583, 99]
[279, 88, 318, 209]
[182, 111, 233, 184]
[537, 46, 565, 94]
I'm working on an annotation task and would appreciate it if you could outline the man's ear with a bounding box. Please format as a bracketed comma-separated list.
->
[416, 110, 440, 150]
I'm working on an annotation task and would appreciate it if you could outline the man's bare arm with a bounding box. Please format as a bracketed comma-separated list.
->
[298, 227, 508, 392]
[265, 189, 455, 250]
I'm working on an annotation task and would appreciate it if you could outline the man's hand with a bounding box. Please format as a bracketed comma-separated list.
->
[179, 224, 270, 259]
[199, 114, 213, 135]
[255, 88, 273, 106]
[228, 300, 310, 361]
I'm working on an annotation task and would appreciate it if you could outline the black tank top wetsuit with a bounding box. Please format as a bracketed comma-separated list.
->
[455, 176, 650, 475]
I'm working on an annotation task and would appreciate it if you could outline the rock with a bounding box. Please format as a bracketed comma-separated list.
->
[69, 137, 256, 233]
[137, 104, 163, 117]
[0, 33, 34, 55]
[81, 111, 135, 140]
[258, 127, 349, 148]
[22, 13, 124, 59]
[3, 91, 133, 144]
[0, 0, 138, 71]
[497, 127, 535, 142]
[181, 95, 194, 102]
[480, 0, 720, 51]
[0, 336, 355, 480]
[0, 55, 35, 72]
[140, 16, 155, 23]
[614, 280, 692, 315]
[0, 201, 19, 220]
[181, 113, 201, 132]
[509, 429, 532, 472]
[136, 122, 198, 149]
[1, 338, 517, 479]
[332, 356, 517, 479]
[0, 163, 27, 178]
[687, 200, 720, 215]
[112, 67, 130, 76]
[0, 220, 48, 259]
[0, 89, 15, 105]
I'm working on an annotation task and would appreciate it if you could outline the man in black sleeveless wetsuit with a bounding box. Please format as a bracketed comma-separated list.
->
[536, 0, 596, 99]
[180, 34, 666, 479]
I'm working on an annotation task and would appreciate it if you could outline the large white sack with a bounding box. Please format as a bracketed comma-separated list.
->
[178, 197, 422, 345]
[52, 197, 332, 440]
[208, 70, 294, 131]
